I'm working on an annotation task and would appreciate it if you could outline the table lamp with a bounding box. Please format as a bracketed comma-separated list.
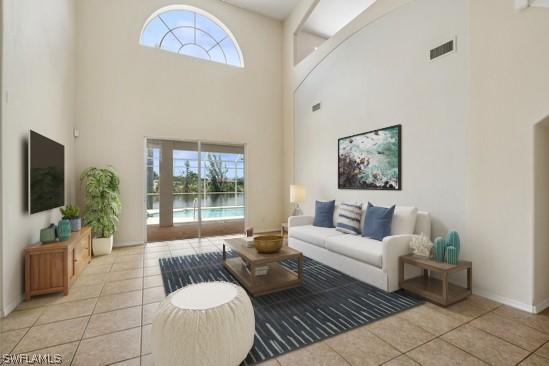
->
[290, 184, 306, 216]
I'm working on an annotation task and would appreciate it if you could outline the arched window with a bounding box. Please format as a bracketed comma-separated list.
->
[140, 5, 244, 68]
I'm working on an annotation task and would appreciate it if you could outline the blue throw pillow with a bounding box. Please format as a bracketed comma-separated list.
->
[362, 202, 395, 241]
[313, 200, 335, 228]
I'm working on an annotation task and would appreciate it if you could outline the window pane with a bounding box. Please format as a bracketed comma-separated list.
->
[172, 27, 194, 45]
[196, 29, 217, 52]
[196, 14, 227, 42]
[146, 145, 160, 218]
[160, 32, 181, 52]
[159, 10, 194, 29]
[210, 46, 226, 63]
[196, 29, 217, 51]
[140, 17, 168, 48]
[180, 44, 210, 60]
[173, 150, 198, 159]
[140, 7, 243, 67]
[220, 37, 241, 66]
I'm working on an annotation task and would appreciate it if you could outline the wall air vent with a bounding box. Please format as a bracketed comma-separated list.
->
[430, 39, 455, 61]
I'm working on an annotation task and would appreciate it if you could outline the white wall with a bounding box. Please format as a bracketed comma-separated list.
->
[294, 0, 469, 240]
[469, 0, 549, 309]
[75, 0, 283, 245]
[294, 30, 327, 65]
[282, 0, 318, 217]
[289, 0, 549, 311]
[0, 1, 3, 315]
[534, 118, 549, 308]
[1, 0, 76, 315]
[282, 0, 412, 217]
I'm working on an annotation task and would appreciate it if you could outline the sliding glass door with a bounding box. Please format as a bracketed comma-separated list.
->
[200, 143, 245, 226]
[171, 141, 201, 239]
[146, 139, 244, 241]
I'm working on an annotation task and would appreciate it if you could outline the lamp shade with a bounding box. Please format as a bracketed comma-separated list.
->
[290, 185, 306, 203]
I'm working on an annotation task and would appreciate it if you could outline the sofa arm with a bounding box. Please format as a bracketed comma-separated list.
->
[382, 234, 413, 292]
[288, 215, 314, 228]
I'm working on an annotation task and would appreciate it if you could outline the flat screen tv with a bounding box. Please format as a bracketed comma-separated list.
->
[29, 130, 65, 214]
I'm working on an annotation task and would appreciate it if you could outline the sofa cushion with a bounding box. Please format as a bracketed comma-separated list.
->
[362, 202, 395, 241]
[289, 225, 343, 248]
[391, 206, 418, 235]
[336, 202, 362, 235]
[326, 235, 383, 268]
[313, 200, 335, 228]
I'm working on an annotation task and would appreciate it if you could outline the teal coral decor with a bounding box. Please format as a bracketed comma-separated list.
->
[446, 246, 458, 264]
[57, 219, 71, 241]
[433, 231, 461, 263]
[434, 237, 446, 262]
[40, 224, 57, 243]
[446, 231, 461, 258]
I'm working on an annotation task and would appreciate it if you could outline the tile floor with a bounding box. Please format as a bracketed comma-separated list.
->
[1, 236, 549, 366]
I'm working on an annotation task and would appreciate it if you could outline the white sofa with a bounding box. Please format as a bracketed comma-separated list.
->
[288, 205, 431, 292]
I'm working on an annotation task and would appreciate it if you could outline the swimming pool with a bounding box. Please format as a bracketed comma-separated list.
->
[147, 206, 244, 224]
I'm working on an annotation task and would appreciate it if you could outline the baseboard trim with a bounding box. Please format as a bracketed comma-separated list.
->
[2, 293, 24, 318]
[113, 240, 145, 248]
[473, 289, 536, 313]
[533, 297, 549, 314]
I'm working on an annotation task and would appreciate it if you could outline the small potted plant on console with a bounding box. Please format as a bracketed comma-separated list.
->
[60, 204, 81, 232]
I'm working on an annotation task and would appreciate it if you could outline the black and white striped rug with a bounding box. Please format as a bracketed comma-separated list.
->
[159, 252, 422, 365]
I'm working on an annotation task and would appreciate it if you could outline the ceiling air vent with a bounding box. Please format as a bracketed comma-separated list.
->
[430, 39, 455, 61]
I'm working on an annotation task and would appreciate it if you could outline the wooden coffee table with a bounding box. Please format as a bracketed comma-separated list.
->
[223, 237, 303, 297]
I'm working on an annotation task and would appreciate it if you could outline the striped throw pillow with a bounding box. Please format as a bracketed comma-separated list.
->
[336, 202, 363, 235]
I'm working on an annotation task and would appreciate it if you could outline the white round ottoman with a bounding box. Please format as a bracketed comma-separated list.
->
[151, 281, 255, 366]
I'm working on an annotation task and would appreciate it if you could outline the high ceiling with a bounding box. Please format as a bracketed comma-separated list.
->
[221, 0, 300, 21]
[221, 0, 377, 39]
[302, 0, 377, 38]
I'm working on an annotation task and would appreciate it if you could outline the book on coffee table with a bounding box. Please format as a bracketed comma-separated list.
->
[241, 258, 269, 276]
[243, 237, 255, 248]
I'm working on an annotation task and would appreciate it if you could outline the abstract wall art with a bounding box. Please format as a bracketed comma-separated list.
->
[338, 125, 401, 190]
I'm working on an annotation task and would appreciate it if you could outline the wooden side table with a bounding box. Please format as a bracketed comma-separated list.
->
[399, 254, 472, 307]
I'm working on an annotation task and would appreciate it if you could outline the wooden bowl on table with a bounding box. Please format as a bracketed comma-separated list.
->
[253, 235, 283, 254]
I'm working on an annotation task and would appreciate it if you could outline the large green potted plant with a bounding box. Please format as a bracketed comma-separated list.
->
[80, 166, 121, 255]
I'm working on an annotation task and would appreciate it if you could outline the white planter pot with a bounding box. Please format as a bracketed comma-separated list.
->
[93, 236, 113, 256]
